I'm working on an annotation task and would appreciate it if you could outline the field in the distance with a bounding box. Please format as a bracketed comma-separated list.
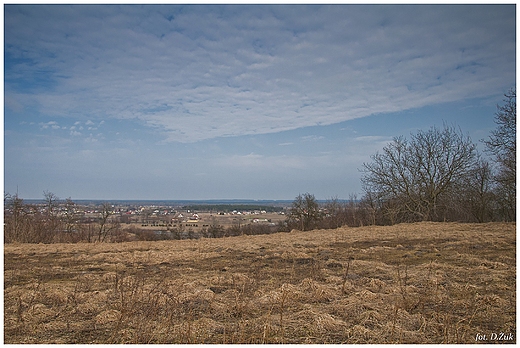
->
[4, 222, 516, 344]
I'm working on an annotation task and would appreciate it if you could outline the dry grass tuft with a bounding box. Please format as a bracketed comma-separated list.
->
[4, 222, 516, 343]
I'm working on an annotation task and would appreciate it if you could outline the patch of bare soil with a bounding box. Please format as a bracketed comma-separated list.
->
[4, 222, 516, 343]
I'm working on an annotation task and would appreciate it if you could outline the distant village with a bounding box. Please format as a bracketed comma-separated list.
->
[6, 200, 288, 235]
[123, 205, 285, 230]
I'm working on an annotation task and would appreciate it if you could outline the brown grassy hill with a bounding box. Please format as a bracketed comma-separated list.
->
[4, 222, 516, 343]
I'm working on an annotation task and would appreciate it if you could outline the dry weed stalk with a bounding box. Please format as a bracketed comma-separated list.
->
[278, 284, 290, 343]
[341, 259, 351, 294]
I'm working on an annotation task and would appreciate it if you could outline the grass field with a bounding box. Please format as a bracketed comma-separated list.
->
[4, 222, 516, 343]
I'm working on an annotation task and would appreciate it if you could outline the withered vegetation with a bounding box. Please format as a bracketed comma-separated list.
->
[4, 222, 515, 343]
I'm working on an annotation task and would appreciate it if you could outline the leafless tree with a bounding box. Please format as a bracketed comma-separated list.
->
[466, 159, 495, 222]
[63, 198, 77, 233]
[484, 89, 516, 221]
[443, 157, 495, 222]
[96, 203, 120, 242]
[287, 193, 322, 231]
[43, 190, 59, 217]
[4, 192, 26, 242]
[358, 191, 380, 226]
[361, 124, 477, 223]
[322, 196, 344, 229]
[42, 191, 61, 242]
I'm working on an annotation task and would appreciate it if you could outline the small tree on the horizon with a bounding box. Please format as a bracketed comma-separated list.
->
[96, 202, 120, 242]
[286, 193, 322, 231]
[4, 192, 26, 242]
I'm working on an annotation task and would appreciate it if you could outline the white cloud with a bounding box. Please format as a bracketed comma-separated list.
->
[5, 5, 515, 143]
[353, 135, 392, 143]
[301, 135, 324, 142]
[39, 121, 61, 130]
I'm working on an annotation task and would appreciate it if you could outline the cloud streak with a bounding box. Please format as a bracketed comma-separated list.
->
[5, 5, 515, 143]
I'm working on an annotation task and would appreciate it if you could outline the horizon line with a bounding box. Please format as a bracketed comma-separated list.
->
[18, 197, 355, 203]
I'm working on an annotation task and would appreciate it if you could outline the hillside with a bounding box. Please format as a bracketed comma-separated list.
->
[4, 222, 516, 343]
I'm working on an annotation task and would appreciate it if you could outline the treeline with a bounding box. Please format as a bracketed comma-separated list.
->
[358, 90, 515, 225]
[285, 90, 515, 228]
[3, 195, 123, 243]
[3, 191, 287, 243]
[2, 193, 283, 243]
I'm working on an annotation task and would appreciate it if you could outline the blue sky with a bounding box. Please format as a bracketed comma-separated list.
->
[4, 4, 516, 200]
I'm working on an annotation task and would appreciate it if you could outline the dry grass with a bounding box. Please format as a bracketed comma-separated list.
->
[4, 222, 516, 344]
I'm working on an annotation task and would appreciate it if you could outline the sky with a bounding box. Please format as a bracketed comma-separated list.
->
[4, 4, 516, 200]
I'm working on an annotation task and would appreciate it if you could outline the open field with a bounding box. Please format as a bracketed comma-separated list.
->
[4, 222, 516, 343]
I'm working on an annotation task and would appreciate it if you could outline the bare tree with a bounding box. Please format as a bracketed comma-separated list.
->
[287, 193, 322, 231]
[42, 191, 61, 242]
[361, 125, 477, 223]
[463, 159, 495, 222]
[358, 191, 380, 226]
[61, 197, 83, 242]
[96, 203, 120, 242]
[43, 190, 59, 217]
[322, 196, 344, 229]
[485, 89, 516, 221]
[4, 192, 26, 242]
[63, 198, 76, 232]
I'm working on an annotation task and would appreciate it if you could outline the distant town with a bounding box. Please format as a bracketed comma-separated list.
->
[5, 197, 309, 242]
